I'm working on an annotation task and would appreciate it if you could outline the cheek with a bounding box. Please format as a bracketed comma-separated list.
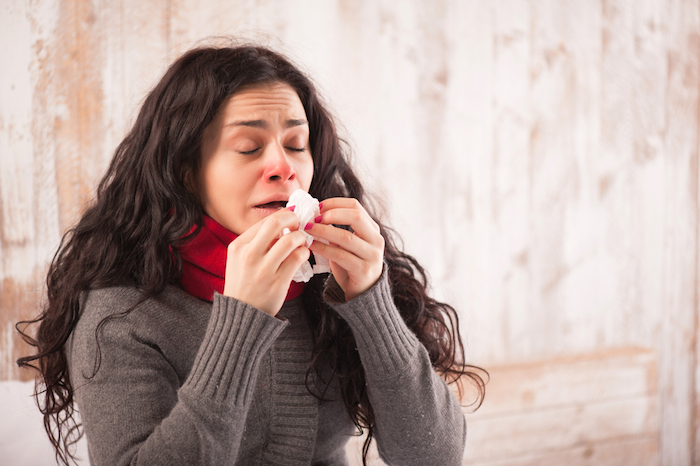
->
[200, 161, 237, 207]
[299, 156, 315, 190]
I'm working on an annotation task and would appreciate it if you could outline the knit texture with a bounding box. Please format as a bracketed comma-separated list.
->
[68, 273, 466, 465]
[260, 303, 317, 465]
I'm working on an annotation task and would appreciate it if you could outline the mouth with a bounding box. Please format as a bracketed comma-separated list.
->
[254, 200, 288, 210]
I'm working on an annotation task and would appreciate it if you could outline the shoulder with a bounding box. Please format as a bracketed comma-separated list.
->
[73, 284, 211, 360]
[79, 284, 207, 327]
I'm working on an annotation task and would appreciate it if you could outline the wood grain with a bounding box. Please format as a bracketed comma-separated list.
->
[1, 0, 698, 463]
[463, 348, 658, 464]
[0, 0, 61, 381]
[472, 347, 656, 416]
[465, 436, 659, 466]
[658, 1, 699, 465]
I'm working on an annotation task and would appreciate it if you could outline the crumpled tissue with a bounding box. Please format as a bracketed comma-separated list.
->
[284, 189, 331, 282]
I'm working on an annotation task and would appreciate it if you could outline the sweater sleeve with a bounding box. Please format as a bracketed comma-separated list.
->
[69, 289, 287, 466]
[324, 271, 466, 466]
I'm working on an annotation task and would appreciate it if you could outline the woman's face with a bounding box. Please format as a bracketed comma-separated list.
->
[197, 82, 314, 234]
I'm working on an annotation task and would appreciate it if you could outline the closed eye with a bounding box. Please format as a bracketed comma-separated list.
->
[239, 148, 260, 155]
[286, 147, 306, 152]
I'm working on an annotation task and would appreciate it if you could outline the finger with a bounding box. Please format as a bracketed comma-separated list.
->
[318, 197, 364, 211]
[319, 198, 381, 234]
[313, 209, 382, 249]
[263, 230, 310, 272]
[239, 208, 301, 253]
[305, 222, 376, 261]
[308, 240, 368, 275]
[235, 207, 298, 242]
[276, 243, 312, 281]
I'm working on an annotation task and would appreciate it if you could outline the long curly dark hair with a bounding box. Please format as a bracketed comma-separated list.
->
[17, 43, 486, 465]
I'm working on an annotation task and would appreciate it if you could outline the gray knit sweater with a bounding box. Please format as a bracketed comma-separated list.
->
[68, 273, 466, 465]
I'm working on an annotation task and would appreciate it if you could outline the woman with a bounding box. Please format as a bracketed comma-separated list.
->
[18, 44, 485, 466]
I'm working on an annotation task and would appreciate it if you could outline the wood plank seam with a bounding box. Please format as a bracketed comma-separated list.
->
[464, 391, 657, 420]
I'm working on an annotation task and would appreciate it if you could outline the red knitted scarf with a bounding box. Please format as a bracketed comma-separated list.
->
[176, 215, 305, 302]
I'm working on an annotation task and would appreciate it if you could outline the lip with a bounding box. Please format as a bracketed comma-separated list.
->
[252, 193, 293, 209]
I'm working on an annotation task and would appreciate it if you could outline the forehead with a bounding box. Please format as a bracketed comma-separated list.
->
[221, 82, 307, 120]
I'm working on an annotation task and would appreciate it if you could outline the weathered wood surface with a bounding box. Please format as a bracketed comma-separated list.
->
[344, 348, 659, 466]
[462, 348, 658, 465]
[1, 0, 698, 464]
[465, 437, 659, 466]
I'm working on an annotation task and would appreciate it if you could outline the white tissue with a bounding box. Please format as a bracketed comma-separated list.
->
[285, 189, 332, 282]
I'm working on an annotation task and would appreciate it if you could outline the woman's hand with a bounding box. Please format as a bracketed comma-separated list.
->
[223, 208, 310, 316]
[307, 198, 385, 301]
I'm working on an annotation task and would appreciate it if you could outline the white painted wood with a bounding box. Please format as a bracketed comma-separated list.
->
[473, 348, 656, 416]
[466, 396, 658, 461]
[464, 437, 659, 466]
[1, 0, 698, 463]
[0, 0, 62, 381]
[0, 0, 35, 250]
[657, 1, 699, 465]
[26, 0, 63, 275]
[345, 348, 659, 465]
[100, 0, 171, 166]
[463, 348, 658, 463]
[696, 56, 700, 466]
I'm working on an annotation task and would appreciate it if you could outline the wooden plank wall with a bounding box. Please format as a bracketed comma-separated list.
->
[462, 348, 659, 465]
[347, 347, 660, 465]
[1, 0, 698, 464]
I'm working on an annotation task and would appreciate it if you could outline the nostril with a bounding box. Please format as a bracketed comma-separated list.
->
[264, 154, 297, 182]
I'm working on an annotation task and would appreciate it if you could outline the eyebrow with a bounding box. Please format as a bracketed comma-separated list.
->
[225, 119, 308, 129]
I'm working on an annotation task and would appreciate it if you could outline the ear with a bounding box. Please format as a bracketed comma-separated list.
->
[182, 167, 198, 196]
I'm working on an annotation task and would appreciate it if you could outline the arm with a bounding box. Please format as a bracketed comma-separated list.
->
[69, 208, 307, 465]
[324, 272, 466, 466]
[69, 289, 287, 466]
[307, 197, 466, 464]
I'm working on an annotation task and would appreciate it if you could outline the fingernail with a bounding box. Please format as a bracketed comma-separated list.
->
[304, 222, 313, 230]
[314, 215, 322, 223]
[310, 239, 315, 246]
[318, 202, 323, 210]
[288, 205, 295, 212]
